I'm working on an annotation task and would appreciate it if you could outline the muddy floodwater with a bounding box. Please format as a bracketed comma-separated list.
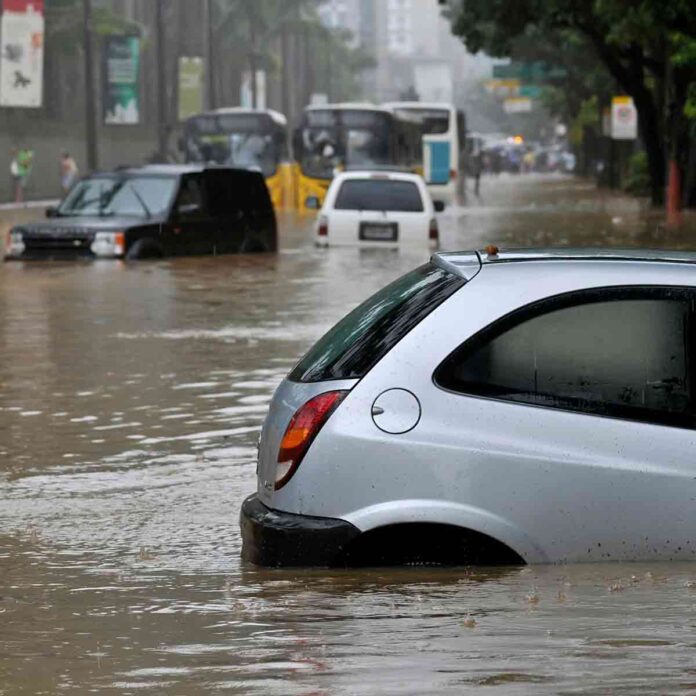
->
[2, 175, 696, 694]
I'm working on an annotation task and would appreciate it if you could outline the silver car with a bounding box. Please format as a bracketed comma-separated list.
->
[241, 248, 696, 566]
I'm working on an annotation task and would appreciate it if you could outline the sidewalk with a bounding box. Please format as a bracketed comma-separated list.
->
[0, 199, 60, 241]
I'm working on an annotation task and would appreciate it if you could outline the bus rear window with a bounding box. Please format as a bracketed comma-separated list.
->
[334, 179, 424, 212]
[289, 263, 464, 383]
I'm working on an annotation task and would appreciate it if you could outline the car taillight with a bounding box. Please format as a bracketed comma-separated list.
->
[275, 390, 348, 490]
[449, 169, 457, 180]
[318, 215, 329, 237]
[429, 217, 439, 241]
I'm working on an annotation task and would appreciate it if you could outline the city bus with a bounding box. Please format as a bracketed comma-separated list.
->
[180, 108, 294, 209]
[383, 102, 466, 206]
[293, 103, 422, 210]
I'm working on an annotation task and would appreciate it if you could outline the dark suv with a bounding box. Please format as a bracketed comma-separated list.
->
[5, 165, 277, 260]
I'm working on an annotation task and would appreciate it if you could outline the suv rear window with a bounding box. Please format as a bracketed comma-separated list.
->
[334, 179, 424, 212]
[289, 263, 464, 383]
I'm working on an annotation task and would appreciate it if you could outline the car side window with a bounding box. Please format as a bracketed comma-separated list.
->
[435, 288, 696, 429]
[175, 175, 206, 219]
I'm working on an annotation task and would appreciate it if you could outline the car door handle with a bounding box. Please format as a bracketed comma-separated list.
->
[371, 406, 385, 416]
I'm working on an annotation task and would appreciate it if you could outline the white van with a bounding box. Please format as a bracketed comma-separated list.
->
[310, 170, 439, 248]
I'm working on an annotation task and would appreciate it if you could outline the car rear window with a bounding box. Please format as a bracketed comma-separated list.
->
[289, 263, 464, 383]
[333, 179, 424, 212]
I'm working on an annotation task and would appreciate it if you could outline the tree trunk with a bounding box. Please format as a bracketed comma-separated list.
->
[633, 87, 666, 205]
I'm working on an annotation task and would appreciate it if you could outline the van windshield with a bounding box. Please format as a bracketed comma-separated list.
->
[289, 263, 464, 383]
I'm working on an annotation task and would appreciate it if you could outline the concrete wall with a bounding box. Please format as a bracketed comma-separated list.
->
[1, 123, 165, 204]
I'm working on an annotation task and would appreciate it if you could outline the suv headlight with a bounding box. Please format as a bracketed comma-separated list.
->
[5, 229, 25, 257]
[90, 231, 125, 257]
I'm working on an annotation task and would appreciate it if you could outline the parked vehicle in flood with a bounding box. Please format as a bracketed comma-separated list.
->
[242, 248, 696, 567]
[5, 165, 276, 261]
[309, 170, 440, 248]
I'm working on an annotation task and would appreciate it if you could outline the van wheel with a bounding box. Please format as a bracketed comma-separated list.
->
[126, 239, 164, 260]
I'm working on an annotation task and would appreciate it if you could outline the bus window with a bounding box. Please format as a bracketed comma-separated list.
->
[184, 112, 286, 178]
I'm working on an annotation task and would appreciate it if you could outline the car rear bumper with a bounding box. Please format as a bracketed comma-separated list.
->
[240, 494, 360, 567]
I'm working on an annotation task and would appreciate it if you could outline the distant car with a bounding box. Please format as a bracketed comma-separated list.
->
[242, 248, 696, 567]
[4, 165, 276, 260]
[308, 170, 441, 248]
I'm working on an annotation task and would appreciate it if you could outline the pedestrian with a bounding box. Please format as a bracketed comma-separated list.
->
[9, 148, 21, 203]
[12, 147, 33, 203]
[60, 151, 79, 194]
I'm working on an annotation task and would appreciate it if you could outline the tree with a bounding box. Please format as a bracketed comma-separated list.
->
[448, 0, 696, 206]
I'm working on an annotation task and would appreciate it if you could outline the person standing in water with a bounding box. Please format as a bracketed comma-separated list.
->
[60, 151, 79, 194]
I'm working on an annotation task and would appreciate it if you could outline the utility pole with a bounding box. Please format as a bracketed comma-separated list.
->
[202, 0, 215, 110]
[156, 0, 167, 161]
[82, 0, 98, 171]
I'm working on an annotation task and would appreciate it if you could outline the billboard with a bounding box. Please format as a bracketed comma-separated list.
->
[0, 0, 45, 108]
[103, 36, 140, 124]
[178, 57, 203, 121]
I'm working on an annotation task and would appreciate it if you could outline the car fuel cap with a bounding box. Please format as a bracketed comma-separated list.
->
[371, 389, 421, 434]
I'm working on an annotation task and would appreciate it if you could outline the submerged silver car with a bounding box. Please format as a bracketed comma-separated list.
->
[241, 248, 696, 567]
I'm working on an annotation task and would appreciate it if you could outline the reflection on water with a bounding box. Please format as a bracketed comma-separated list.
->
[1, 176, 696, 694]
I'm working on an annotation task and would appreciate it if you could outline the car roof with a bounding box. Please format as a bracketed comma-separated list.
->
[333, 170, 425, 183]
[90, 164, 261, 178]
[433, 248, 696, 281]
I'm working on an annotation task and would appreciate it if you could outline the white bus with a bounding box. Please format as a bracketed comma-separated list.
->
[383, 102, 466, 207]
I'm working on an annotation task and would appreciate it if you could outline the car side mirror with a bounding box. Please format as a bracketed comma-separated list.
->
[305, 195, 320, 210]
[433, 200, 446, 213]
[46, 206, 59, 218]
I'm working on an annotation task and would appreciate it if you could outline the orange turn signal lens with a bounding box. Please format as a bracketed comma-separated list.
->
[275, 390, 348, 490]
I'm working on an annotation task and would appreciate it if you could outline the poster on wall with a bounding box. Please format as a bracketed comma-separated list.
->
[103, 36, 140, 124]
[0, 0, 45, 108]
[178, 56, 203, 121]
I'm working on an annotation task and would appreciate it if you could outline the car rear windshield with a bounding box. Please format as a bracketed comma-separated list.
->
[289, 263, 465, 383]
[334, 179, 424, 212]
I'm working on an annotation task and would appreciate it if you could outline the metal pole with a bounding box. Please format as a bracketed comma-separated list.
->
[82, 0, 98, 171]
[202, 0, 215, 109]
[156, 0, 167, 161]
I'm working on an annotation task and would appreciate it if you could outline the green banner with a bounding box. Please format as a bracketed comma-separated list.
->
[493, 62, 566, 82]
[178, 57, 204, 121]
[103, 36, 140, 125]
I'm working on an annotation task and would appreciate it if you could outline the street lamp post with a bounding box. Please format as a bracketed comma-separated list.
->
[82, 0, 98, 171]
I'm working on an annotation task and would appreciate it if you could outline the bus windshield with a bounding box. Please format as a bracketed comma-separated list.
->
[184, 114, 282, 177]
[392, 108, 450, 136]
[299, 110, 391, 179]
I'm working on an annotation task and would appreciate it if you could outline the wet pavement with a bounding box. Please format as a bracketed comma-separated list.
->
[2, 174, 696, 694]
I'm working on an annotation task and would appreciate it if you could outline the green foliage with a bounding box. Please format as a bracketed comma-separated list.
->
[46, 1, 143, 57]
[623, 151, 651, 196]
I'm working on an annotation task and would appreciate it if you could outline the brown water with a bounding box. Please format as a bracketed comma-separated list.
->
[2, 175, 696, 695]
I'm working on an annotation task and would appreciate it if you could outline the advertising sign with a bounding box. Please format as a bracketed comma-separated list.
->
[0, 0, 45, 108]
[503, 97, 532, 114]
[611, 96, 637, 140]
[103, 36, 140, 124]
[178, 56, 203, 121]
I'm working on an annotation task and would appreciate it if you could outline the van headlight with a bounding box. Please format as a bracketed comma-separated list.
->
[5, 229, 25, 257]
[90, 231, 125, 257]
